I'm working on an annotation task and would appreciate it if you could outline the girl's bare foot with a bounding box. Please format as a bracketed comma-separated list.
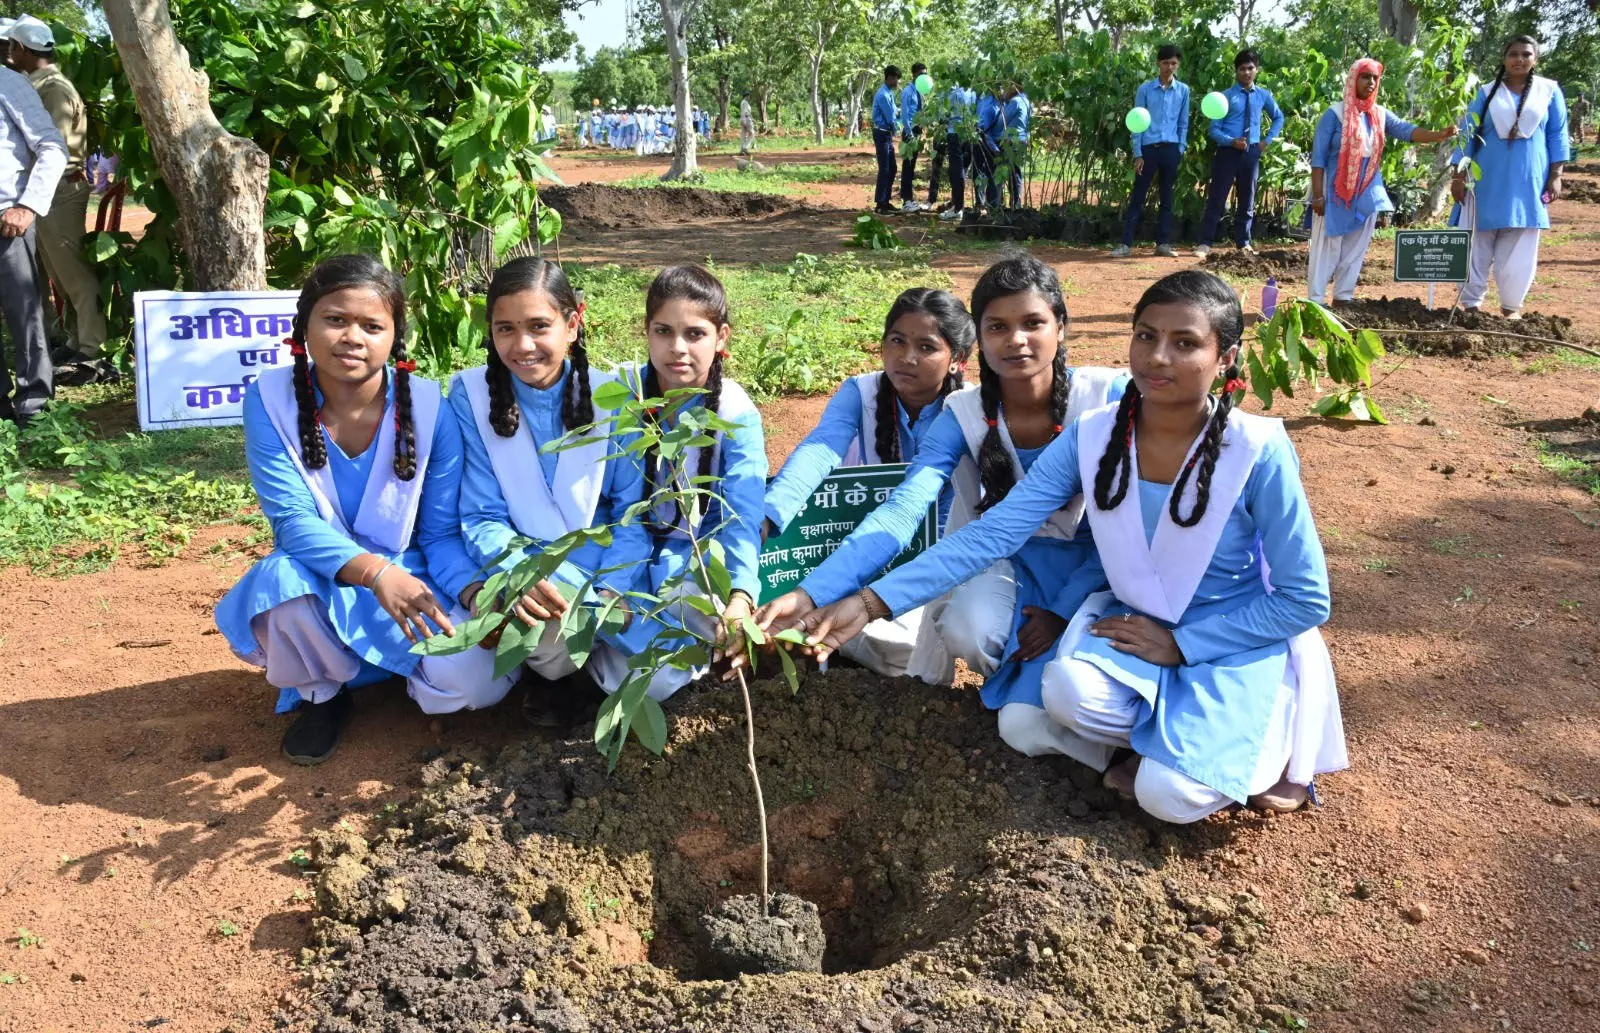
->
[1249, 778, 1310, 813]
[1103, 754, 1141, 799]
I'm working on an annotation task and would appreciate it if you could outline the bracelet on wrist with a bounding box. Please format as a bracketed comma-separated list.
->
[857, 588, 890, 622]
[368, 561, 395, 589]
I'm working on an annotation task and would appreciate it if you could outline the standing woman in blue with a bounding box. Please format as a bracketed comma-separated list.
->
[448, 257, 651, 722]
[216, 255, 503, 764]
[615, 265, 767, 700]
[1449, 36, 1570, 319]
[1307, 58, 1457, 305]
[1194, 50, 1284, 259]
[762, 288, 976, 678]
[797, 271, 1345, 823]
[753, 256, 1125, 758]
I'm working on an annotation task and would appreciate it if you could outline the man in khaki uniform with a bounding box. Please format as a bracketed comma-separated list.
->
[8, 16, 109, 382]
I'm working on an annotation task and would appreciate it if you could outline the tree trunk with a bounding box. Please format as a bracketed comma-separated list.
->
[716, 78, 731, 134]
[1378, 0, 1419, 45]
[845, 72, 869, 141]
[658, 0, 698, 180]
[757, 89, 770, 126]
[102, 0, 268, 289]
[809, 30, 827, 145]
[1053, 0, 1065, 48]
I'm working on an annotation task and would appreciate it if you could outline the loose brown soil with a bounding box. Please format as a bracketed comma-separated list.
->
[1328, 298, 1588, 358]
[540, 183, 808, 230]
[1202, 245, 1388, 286]
[3, 144, 1600, 1033]
[297, 671, 1334, 1033]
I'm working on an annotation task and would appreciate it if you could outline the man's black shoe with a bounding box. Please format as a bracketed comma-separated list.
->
[282, 691, 353, 765]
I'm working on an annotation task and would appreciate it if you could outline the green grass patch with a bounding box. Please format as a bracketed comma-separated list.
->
[1538, 441, 1600, 495]
[1, 400, 259, 575]
[573, 250, 948, 399]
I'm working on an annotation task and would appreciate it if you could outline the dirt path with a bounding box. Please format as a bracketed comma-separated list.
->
[2, 147, 1599, 1032]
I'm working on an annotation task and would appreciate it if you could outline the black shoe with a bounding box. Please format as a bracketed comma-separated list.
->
[521, 670, 604, 728]
[282, 692, 353, 765]
[49, 343, 81, 366]
[57, 359, 121, 387]
[875, 204, 900, 215]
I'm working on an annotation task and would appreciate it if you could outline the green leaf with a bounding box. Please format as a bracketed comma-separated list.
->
[777, 645, 799, 692]
[90, 232, 119, 263]
[1246, 348, 1275, 409]
[331, 184, 355, 207]
[341, 54, 368, 83]
[592, 379, 634, 410]
[1361, 393, 1388, 425]
[739, 615, 765, 646]
[633, 696, 668, 754]
[1284, 305, 1303, 374]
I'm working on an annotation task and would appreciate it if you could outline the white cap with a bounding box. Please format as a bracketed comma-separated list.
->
[0, 19, 16, 39]
[8, 15, 55, 52]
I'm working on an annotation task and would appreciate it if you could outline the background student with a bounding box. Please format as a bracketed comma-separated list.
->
[1194, 50, 1283, 259]
[999, 80, 1032, 210]
[900, 62, 929, 214]
[1111, 44, 1189, 260]
[1449, 35, 1569, 319]
[1307, 58, 1456, 305]
[930, 80, 976, 221]
[872, 66, 902, 214]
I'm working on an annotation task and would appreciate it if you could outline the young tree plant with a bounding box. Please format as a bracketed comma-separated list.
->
[413, 375, 805, 916]
[1239, 298, 1389, 422]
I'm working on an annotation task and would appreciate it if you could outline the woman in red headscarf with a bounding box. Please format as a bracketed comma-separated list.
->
[1307, 59, 1458, 305]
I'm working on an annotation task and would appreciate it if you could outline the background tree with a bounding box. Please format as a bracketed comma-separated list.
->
[657, 0, 698, 179]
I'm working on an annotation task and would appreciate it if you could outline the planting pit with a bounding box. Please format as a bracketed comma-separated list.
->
[539, 183, 805, 230]
[1329, 297, 1586, 358]
[302, 670, 1340, 1032]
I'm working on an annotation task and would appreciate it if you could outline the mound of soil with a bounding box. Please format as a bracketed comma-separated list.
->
[1563, 179, 1600, 204]
[700, 892, 825, 977]
[1202, 246, 1385, 287]
[299, 671, 1338, 1033]
[1567, 162, 1600, 176]
[1331, 297, 1584, 358]
[541, 183, 804, 230]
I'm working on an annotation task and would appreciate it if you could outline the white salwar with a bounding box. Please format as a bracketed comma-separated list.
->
[1307, 211, 1378, 304]
[1461, 205, 1541, 311]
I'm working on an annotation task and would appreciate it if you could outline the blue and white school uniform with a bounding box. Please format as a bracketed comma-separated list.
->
[1450, 77, 1570, 311]
[610, 362, 767, 700]
[449, 362, 651, 698]
[1307, 103, 1418, 303]
[764, 372, 973, 679]
[216, 366, 506, 716]
[802, 368, 1125, 758]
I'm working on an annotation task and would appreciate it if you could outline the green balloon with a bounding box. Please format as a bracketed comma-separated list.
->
[915, 73, 933, 96]
[1201, 91, 1229, 120]
[1125, 107, 1152, 133]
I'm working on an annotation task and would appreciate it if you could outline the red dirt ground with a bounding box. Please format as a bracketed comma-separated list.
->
[2, 148, 1599, 1032]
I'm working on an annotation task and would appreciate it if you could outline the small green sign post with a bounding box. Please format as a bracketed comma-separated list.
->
[757, 463, 936, 604]
[1394, 229, 1471, 309]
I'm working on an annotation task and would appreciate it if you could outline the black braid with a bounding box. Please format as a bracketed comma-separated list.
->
[1048, 347, 1069, 436]
[699, 353, 724, 488]
[1473, 37, 1541, 154]
[290, 340, 327, 470]
[1168, 364, 1237, 527]
[973, 350, 1011, 512]
[1470, 67, 1506, 158]
[564, 326, 595, 431]
[873, 371, 901, 463]
[641, 358, 724, 539]
[1092, 386, 1141, 512]
[288, 254, 408, 471]
[390, 335, 418, 481]
[485, 345, 520, 437]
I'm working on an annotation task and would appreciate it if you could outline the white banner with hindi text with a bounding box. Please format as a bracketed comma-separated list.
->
[133, 290, 301, 431]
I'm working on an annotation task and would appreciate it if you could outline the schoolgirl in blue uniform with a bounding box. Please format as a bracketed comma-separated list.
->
[613, 265, 767, 700]
[797, 271, 1346, 823]
[215, 255, 500, 764]
[762, 288, 976, 678]
[756, 256, 1125, 758]
[447, 257, 651, 721]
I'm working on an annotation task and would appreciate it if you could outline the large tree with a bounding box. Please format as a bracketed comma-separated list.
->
[658, 0, 698, 179]
[102, 0, 268, 290]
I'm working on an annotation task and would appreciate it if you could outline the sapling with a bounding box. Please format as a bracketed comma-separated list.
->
[414, 375, 806, 917]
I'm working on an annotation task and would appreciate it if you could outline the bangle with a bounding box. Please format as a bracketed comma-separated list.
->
[368, 561, 394, 589]
[856, 588, 890, 622]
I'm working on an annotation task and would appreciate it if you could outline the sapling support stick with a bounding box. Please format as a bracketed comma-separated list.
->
[735, 666, 771, 918]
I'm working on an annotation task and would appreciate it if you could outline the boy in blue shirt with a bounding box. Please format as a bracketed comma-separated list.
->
[974, 87, 1003, 212]
[930, 83, 976, 220]
[900, 63, 928, 213]
[1112, 45, 1190, 258]
[1195, 49, 1284, 257]
[999, 82, 1031, 209]
[872, 66, 902, 214]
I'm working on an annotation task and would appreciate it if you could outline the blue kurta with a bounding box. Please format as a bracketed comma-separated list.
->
[448, 363, 651, 599]
[763, 376, 957, 534]
[1451, 80, 1571, 231]
[802, 375, 1124, 710]
[215, 373, 477, 712]
[870, 413, 1330, 803]
[1311, 106, 1417, 238]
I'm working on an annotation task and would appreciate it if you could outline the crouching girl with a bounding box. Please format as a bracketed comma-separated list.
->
[215, 255, 505, 764]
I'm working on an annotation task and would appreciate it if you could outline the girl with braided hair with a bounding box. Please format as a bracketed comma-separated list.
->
[761, 289, 975, 678]
[215, 255, 503, 764]
[753, 255, 1127, 758]
[1306, 58, 1457, 306]
[447, 257, 652, 723]
[610, 264, 767, 702]
[1448, 36, 1571, 318]
[797, 271, 1345, 823]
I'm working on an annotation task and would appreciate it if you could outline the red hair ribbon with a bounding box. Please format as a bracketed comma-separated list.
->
[716, 347, 730, 359]
[984, 418, 998, 428]
[394, 359, 417, 372]
[284, 336, 306, 357]
[1052, 424, 1063, 434]
[1224, 377, 1245, 394]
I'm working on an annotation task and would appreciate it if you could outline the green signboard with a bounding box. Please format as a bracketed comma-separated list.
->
[757, 463, 937, 604]
[1394, 229, 1471, 283]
